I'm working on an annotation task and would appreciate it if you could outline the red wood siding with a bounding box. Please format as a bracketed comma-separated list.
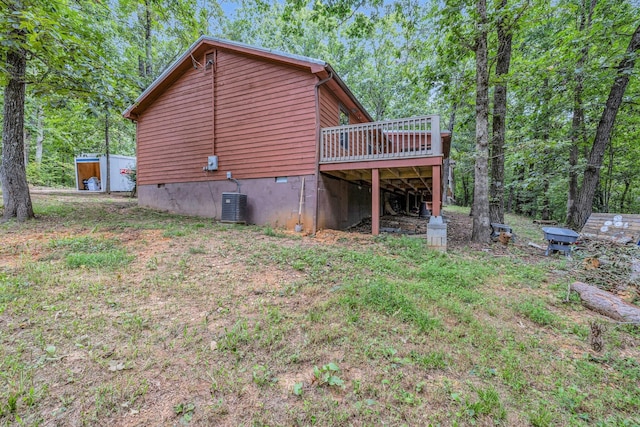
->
[136, 49, 319, 185]
[318, 86, 368, 129]
[215, 50, 317, 178]
[136, 67, 213, 185]
[318, 86, 371, 158]
[319, 86, 339, 128]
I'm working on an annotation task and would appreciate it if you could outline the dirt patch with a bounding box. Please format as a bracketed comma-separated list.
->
[341, 209, 483, 250]
[340, 211, 504, 249]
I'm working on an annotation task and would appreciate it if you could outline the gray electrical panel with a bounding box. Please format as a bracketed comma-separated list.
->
[205, 155, 218, 171]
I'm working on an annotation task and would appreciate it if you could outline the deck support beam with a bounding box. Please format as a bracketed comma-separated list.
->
[372, 168, 380, 235]
[405, 190, 410, 214]
[432, 165, 441, 217]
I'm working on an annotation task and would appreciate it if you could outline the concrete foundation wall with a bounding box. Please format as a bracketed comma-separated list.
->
[318, 173, 371, 230]
[138, 175, 316, 232]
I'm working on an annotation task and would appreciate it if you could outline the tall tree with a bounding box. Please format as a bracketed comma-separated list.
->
[1, 15, 33, 220]
[565, 0, 597, 224]
[566, 23, 640, 230]
[471, 0, 491, 242]
[488, 0, 519, 224]
[1, 0, 100, 220]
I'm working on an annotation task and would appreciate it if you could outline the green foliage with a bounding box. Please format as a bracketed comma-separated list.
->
[173, 402, 195, 424]
[516, 298, 560, 327]
[313, 363, 345, 388]
[252, 365, 277, 387]
[49, 236, 118, 253]
[410, 350, 449, 370]
[48, 236, 134, 270]
[217, 319, 250, 355]
[64, 250, 133, 269]
[3, 0, 638, 212]
[292, 382, 304, 397]
[342, 279, 441, 332]
[26, 161, 73, 188]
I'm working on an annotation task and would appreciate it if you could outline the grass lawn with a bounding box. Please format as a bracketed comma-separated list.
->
[1, 192, 639, 426]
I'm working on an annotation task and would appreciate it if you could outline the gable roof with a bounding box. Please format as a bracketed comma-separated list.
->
[123, 36, 372, 121]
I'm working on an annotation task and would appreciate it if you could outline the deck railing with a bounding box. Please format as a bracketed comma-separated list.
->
[320, 115, 441, 164]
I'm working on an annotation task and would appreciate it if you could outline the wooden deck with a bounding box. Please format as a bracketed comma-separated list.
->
[319, 115, 446, 235]
[320, 115, 441, 164]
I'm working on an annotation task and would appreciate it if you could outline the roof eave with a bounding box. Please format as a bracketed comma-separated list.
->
[321, 64, 374, 122]
[123, 36, 331, 120]
[122, 36, 207, 120]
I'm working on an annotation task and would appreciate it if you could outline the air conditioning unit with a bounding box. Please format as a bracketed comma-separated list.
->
[221, 192, 247, 223]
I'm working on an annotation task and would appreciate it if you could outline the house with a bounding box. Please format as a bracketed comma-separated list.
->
[123, 36, 451, 235]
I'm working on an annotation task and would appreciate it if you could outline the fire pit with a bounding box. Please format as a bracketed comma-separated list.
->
[542, 227, 580, 257]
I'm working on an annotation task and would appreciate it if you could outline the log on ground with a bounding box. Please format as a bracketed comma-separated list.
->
[571, 282, 640, 323]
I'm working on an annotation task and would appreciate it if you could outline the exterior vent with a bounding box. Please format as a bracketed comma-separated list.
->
[221, 192, 247, 223]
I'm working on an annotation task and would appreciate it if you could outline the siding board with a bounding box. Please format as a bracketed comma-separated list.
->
[136, 48, 318, 185]
[214, 51, 317, 179]
[137, 64, 213, 185]
[319, 86, 339, 128]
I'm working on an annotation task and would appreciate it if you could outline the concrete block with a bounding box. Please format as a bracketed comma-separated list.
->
[427, 217, 447, 252]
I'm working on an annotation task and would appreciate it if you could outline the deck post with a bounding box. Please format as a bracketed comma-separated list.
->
[372, 168, 380, 235]
[405, 190, 410, 214]
[432, 165, 441, 217]
[431, 115, 441, 155]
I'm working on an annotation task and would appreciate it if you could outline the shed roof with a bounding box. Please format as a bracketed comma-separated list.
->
[123, 36, 372, 121]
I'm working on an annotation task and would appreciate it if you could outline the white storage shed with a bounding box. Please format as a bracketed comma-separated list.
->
[75, 154, 136, 192]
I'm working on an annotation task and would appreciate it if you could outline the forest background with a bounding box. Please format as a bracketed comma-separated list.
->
[1, 0, 639, 227]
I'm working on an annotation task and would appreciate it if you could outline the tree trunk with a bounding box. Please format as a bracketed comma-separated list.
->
[567, 140, 579, 221]
[137, 0, 153, 86]
[23, 127, 30, 167]
[571, 282, 640, 323]
[567, 23, 640, 230]
[1, 37, 35, 221]
[144, 0, 153, 78]
[619, 178, 630, 211]
[604, 141, 614, 212]
[442, 104, 458, 205]
[462, 174, 470, 206]
[489, 0, 513, 225]
[514, 164, 525, 214]
[144, 0, 152, 77]
[566, 0, 596, 225]
[471, 0, 491, 243]
[539, 78, 552, 221]
[105, 112, 110, 194]
[35, 103, 44, 164]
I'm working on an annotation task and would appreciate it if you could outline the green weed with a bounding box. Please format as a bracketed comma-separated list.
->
[263, 226, 287, 238]
[188, 246, 206, 254]
[47, 235, 134, 269]
[163, 227, 187, 237]
[252, 365, 277, 387]
[313, 363, 344, 388]
[65, 250, 134, 269]
[174, 402, 195, 424]
[410, 350, 449, 370]
[2, 195, 639, 425]
[217, 319, 250, 355]
[49, 235, 117, 252]
[516, 298, 561, 327]
[343, 280, 441, 332]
